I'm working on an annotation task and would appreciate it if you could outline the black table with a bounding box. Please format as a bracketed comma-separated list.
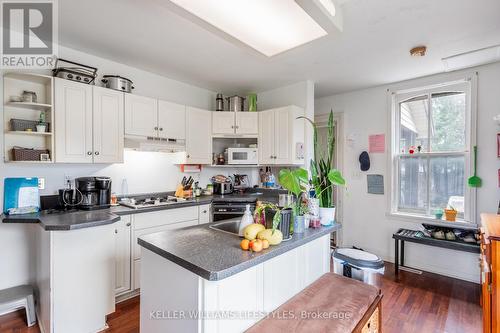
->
[392, 228, 480, 275]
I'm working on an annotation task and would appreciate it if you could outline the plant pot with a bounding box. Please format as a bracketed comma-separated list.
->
[294, 215, 305, 234]
[265, 208, 292, 240]
[444, 209, 457, 222]
[36, 124, 46, 133]
[319, 207, 336, 226]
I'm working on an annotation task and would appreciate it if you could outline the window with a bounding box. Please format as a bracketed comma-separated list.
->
[390, 78, 476, 223]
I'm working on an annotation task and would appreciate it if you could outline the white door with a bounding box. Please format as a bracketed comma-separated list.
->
[212, 112, 235, 135]
[124, 94, 158, 137]
[54, 78, 93, 163]
[235, 112, 258, 135]
[115, 216, 131, 296]
[258, 110, 275, 165]
[274, 107, 292, 164]
[186, 107, 212, 164]
[93, 86, 124, 163]
[158, 100, 186, 140]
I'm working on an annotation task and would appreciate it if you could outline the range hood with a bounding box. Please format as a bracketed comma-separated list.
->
[124, 136, 186, 153]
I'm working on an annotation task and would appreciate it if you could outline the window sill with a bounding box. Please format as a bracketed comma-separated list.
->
[386, 212, 478, 230]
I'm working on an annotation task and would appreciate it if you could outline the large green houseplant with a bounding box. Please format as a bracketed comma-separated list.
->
[298, 110, 345, 225]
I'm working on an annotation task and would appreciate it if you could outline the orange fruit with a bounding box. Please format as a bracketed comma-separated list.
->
[262, 239, 270, 249]
[251, 239, 263, 252]
[240, 239, 250, 251]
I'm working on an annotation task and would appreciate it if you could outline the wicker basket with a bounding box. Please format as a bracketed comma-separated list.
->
[11, 147, 50, 161]
[10, 118, 50, 132]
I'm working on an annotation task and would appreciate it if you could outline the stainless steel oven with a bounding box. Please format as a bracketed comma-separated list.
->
[212, 201, 256, 222]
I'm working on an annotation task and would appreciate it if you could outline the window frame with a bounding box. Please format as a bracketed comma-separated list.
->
[388, 75, 477, 225]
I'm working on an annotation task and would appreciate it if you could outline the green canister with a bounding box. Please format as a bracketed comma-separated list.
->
[248, 93, 257, 112]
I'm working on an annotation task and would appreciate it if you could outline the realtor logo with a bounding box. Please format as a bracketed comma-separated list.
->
[1, 0, 57, 68]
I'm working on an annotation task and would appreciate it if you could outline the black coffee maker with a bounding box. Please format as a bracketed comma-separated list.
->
[75, 177, 112, 210]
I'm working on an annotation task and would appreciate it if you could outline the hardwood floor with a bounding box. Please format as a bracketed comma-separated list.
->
[0, 262, 481, 333]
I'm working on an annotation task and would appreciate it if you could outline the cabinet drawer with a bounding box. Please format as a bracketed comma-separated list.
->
[133, 206, 198, 230]
[133, 219, 198, 260]
[199, 204, 211, 224]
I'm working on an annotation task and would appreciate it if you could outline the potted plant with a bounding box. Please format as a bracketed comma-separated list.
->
[278, 168, 309, 233]
[36, 111, 46, 133]
[298, 110, 346, 225]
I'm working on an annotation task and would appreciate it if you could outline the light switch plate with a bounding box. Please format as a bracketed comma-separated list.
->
[38, 178, 45, 190]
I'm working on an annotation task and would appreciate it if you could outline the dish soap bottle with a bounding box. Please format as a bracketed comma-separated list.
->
[238, 204, 254, 237]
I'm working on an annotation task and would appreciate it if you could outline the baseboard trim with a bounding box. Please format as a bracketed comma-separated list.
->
[116, 289, 140, 304]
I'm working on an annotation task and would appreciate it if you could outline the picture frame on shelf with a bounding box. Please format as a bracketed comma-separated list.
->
[40, 153, 50, 162]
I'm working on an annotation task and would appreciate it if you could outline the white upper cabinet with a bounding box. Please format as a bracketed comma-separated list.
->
[54, 79, 93, 163]
[55, 78, 125, 164]
[274, 107, 293, 164]
[124, 94, 157, 137]
[93, 86, 124, 163]
[258, 106, 305, 165]
[212, 111, 258, 135]
[258, 110, 275, 165]
[186, 107, 212, 164]
[158, 100, 186, 140]
[212, 112, 236, 135]
[235, 112, 258, 135]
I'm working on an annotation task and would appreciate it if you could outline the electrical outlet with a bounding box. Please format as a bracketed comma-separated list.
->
[64, 174, 73, 187]
[38, 178, 45, 190]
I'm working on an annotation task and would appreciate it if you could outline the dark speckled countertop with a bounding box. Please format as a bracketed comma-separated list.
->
[1, 189, 284, 231]
[2, 209, 120, 231]
[138, 222, 340, 281]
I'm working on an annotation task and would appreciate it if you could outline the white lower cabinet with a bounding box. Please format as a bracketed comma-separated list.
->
[198, 204, 211, 224]
[116, 206, 207, 295]
[115, 216, 132, 296]
[140, 234, 331, 333]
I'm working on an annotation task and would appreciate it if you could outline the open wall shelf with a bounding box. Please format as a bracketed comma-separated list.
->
[3, 72, 54, 163]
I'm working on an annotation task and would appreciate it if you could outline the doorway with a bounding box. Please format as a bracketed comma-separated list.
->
[314, 112, 344, 247]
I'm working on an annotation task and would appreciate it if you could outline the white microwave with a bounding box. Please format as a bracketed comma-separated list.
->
[227, 148, 258, 165]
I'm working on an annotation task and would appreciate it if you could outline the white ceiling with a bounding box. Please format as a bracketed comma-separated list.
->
[59, 0, 500, 97]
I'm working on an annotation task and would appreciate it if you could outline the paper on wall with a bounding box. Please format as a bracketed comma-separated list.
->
[369, 134, 385, 153]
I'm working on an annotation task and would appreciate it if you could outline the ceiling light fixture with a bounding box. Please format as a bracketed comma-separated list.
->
[442, 44, 500, 71]
[166, 0, 343, 57]
[410, 46, 427, 57]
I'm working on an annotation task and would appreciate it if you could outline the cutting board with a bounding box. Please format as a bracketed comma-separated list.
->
[3, 177, 40, 214]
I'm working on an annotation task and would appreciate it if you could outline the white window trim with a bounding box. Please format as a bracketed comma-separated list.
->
[387, 73, 478, 226]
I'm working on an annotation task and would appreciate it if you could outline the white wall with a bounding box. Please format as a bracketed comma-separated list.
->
[316, 62, 500, 283]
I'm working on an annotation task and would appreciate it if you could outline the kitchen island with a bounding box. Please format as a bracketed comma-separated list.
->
[138, 221, 340, 333]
